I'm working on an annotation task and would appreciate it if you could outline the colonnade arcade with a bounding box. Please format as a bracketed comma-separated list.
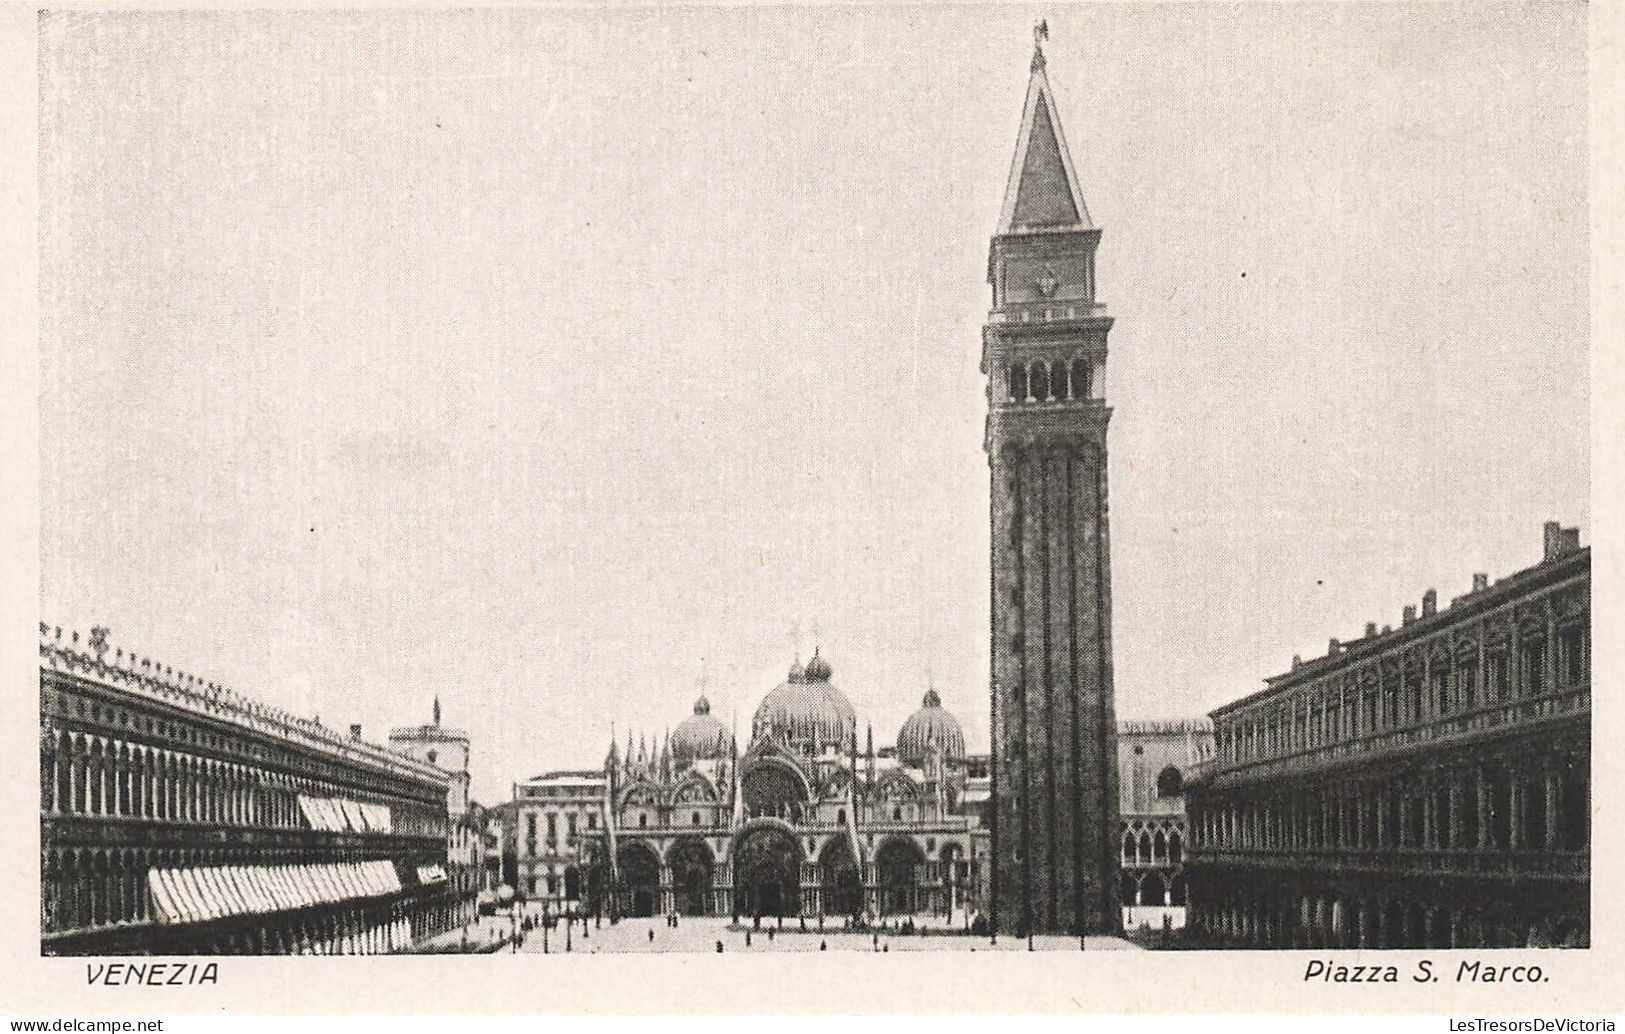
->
[1192, 738, 1589, 866]
[1119, 816, 1187, 907]
[1188, 730, 1590, 949]
[608, 825, 976, 920]
[40, 842, 469, 956]
[1190, 871, 1588, 949]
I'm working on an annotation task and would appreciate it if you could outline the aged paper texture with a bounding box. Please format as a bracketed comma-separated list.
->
[2, 0, 1622, 1016]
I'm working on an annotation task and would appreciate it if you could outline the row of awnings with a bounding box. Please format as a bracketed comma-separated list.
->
[415, 864, 448, 885]
[298, 795, 393, 834]
[147, 860, 403, 926]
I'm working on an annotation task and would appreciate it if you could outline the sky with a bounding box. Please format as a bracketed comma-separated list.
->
[39, 5, 1588, 805]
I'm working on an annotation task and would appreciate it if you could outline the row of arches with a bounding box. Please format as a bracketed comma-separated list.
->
[1005, 356, 1095, 405]
[40, 729, 442, 839]
[1194, 750, 1589, 857]
[1195, 886, 1587, 949]
[43, 867, 470, 956]
[42, 671, 442, 806]
[606, 829, 971, 919]
[40, 845, 425, 936]
[1120, 871, 1187, 907]
[1218, 618, 1587, 767]
[1122, 827, 1183, 867]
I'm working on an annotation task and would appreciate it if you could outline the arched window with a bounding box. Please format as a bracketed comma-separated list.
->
[638, 813, 648, 828]
[1156, 766, 1183, 798]
[1169, 831, 1183, 865]
[1007, 363, 1027, 402]
[1071, 358, 1091, 400]
[1030, 360, 1050, 402]
[692, 811, 702, 826]
[57, 735, 73, 815]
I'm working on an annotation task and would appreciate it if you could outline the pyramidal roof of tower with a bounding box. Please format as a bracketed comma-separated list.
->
[997, 51, 1093, 234]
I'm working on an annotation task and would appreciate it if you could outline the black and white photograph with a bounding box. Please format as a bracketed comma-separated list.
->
[6, 0, 1616, 1019]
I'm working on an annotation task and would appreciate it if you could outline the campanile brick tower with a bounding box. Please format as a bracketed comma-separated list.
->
[984, 37, 1121, 938]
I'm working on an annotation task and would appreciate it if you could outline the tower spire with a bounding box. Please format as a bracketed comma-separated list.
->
[998, 26, 1091, 235]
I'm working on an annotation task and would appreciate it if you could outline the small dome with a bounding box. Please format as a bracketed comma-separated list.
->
[673, 694, 731, 765]
[753, 649, 854, 750]
[803, 647, 833, 683]
[897, 689, 965, 765]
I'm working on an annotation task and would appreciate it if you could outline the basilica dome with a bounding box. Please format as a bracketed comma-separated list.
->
[751, 648, 856, 750]
[672, 693, 732, 765]
[896, 688, 965, 765]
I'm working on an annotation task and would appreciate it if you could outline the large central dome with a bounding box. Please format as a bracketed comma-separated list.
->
[751, 648, 856, 751]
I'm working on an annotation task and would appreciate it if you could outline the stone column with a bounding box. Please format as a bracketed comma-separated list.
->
[659, 864, 674, 916]
[1508, 769, 1523, 850]
[1545, 603, 1559, 694]
[1448, 777, 1465, 853]
[1544, 765, 1560, 849]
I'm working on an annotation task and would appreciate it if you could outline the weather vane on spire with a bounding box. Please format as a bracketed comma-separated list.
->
[1032, 18, 1049, 72]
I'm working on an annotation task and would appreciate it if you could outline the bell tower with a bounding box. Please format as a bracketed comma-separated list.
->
[984, 33, 1120, 938]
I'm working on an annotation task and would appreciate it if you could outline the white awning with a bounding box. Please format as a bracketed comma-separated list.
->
[147, 860, 407, 926]
[296, 794, 394, 834]
[415, 864, 448, 885]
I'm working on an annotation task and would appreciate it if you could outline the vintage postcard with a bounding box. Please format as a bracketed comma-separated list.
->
[2, 0, 1619, 1019]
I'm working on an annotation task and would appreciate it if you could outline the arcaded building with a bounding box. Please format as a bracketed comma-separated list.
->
[39, 625, 466, 955]
[551, 650, 989, 922]
[1184, 523, 1590, 948]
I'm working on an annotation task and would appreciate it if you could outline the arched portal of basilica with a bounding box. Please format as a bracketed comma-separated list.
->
[667, 838, 714, 917]
[818, 837, 862, 918]
[875, 838, 925, 917]
[732, 823, 801, 919]
[616, 842, 660, 919]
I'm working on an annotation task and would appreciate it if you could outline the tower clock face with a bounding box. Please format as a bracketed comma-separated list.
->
[1035, 267, 1060, 298]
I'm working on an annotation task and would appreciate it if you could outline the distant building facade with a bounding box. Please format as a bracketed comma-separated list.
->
[387, 700, 479, 903]
[387, 698, 471, 818]
[39, 625, 468, 955]
[514, 769, 606, 909]
[1185, 523, 1590, 948]
[1117, 719, 1213, 921]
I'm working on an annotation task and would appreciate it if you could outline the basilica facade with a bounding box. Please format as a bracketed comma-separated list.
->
[568, 650, 989, 923]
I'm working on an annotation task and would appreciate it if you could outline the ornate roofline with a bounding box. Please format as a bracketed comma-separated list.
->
[40, 623, 446, 786]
